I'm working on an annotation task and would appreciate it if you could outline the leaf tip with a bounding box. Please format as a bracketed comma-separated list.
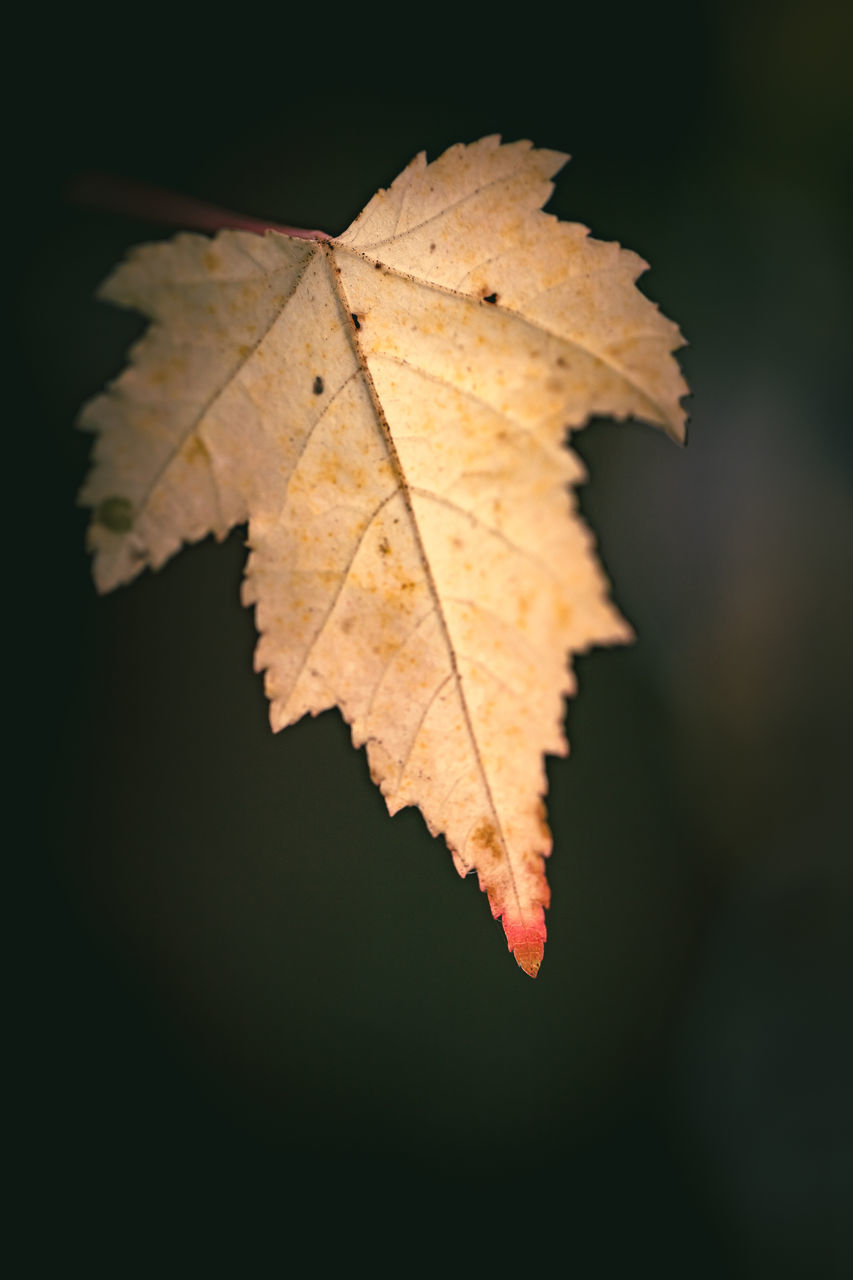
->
[514, 941, 544, 979]
[665, 415, 688, 446]
[665, 387, 691, 444]
[504, 919, 546, 979]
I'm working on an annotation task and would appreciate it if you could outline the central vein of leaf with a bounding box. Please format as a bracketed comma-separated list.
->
[323, 240, 525, 918]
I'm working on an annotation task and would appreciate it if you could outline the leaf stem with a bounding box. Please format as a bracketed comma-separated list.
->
[66, 171, 331, 240]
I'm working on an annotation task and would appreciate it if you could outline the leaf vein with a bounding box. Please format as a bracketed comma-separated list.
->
[355, 159, 532, 252]
[272, 489, 398, 712]
[393, 672, 454, 795]
[409, 487, 565, 588]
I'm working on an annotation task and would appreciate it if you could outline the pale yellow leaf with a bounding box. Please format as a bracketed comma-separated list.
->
[79, 137, 687, 977]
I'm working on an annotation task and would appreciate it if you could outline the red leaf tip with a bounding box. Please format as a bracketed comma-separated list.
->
[503, 919, 546, 979]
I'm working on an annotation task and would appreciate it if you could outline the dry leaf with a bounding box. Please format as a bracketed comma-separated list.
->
[79, 136, 687, 977]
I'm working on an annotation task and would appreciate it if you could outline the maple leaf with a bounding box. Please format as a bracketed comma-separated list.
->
[78, 136, 687, 977]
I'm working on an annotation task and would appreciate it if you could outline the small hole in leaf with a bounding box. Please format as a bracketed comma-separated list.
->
[483, 292, 498, 304]
[351, 313, 361, 330]
[312, 375, 324, 395]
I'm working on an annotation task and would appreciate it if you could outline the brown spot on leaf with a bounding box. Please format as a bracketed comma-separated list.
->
[379, 537, 391, 557]
[148, 353, 187, 385]
[471, 819, 503, 863]
[182, 435, 209, 463]
[534, 799, 550, 845]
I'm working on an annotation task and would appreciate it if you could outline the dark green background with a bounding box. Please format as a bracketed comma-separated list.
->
[15, 0, 852, 1270]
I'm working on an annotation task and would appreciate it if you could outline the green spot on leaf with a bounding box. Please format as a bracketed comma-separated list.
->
[94, 496, 134, 533]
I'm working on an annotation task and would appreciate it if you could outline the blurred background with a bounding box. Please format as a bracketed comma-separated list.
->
[14, 0, 851, 1270]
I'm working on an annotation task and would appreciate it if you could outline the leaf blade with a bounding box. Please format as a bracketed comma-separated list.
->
[80, 138, 688, 975]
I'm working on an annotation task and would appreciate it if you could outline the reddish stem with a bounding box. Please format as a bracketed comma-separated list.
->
[66, 171, 331, 240]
